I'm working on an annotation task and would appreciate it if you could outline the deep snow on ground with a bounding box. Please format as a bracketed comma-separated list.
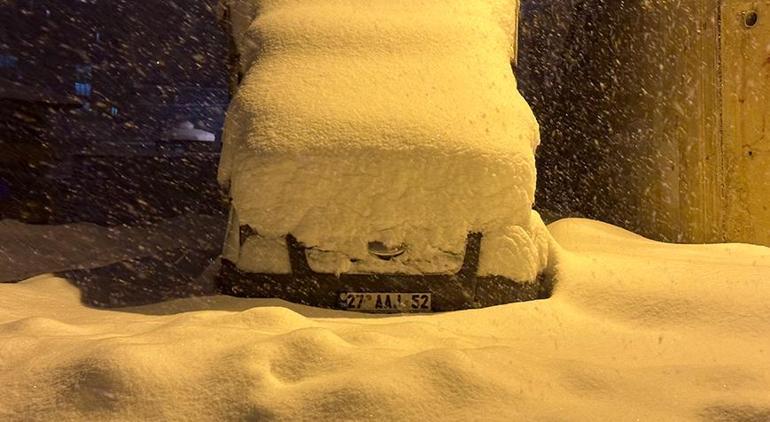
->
[2, 219, 769, 421]
[0, 214, 223, 282]
[0, 214, 225, 307]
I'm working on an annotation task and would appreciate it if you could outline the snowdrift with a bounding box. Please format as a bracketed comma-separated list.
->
[219, 0, 544, 279]
[2, 219, 770, 421]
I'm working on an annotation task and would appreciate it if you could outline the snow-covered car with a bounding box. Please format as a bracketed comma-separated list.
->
[216, 0, 552, 312]
[163, 121, 216, 143]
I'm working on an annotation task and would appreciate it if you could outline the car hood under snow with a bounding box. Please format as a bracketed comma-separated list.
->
[218, 0, 545, 280]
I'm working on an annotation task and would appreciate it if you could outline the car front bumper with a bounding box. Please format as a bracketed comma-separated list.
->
[217, 232, 552, 312]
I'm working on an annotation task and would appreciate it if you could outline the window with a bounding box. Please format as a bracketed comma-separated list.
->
[75, 82, 92, 97]
[74, 64, 93, 97]
[0, 54, 18, 68]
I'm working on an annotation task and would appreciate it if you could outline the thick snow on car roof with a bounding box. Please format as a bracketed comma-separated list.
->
[219, 0, 545, 280]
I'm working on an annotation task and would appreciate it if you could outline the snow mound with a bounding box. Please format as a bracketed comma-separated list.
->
[219, 0, 543, 279]
[165, 121, 216, 142]
[3, 220, 770, 420]
[550, 219, 770, 332]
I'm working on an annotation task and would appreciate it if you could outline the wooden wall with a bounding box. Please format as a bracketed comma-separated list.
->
[520, 0, 770, 246]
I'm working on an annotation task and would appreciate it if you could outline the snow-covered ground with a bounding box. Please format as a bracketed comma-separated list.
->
[0, 215, 224, 307]
[2, 218, 769, 421]
[0, 214, 223, 282]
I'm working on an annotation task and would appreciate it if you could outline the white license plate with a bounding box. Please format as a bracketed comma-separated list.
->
[341, 292, 432, 313]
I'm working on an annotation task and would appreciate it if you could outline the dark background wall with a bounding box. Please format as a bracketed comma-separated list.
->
[519, 1, 662, 237]
[1, 0, 230, 224]
[1, 0, 229, 141]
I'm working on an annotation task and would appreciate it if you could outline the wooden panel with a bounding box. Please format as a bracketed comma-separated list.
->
[626, 0, 723, 243]
[520, 0, 768, 245]
[674, 1, 723, 244]
[721, 0, 770, 245]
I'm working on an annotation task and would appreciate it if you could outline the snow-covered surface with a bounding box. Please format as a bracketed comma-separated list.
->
[219, 0, 543, 279]
[164, 121, 216, 142]
[0, 215, 222, 282]
[3, 218, 770, 420]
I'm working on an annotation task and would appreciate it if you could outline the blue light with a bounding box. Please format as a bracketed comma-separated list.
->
[75, 82, 92, 97]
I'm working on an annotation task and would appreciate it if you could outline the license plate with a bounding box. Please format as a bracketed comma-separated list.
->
[340, 292, 432, 313]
